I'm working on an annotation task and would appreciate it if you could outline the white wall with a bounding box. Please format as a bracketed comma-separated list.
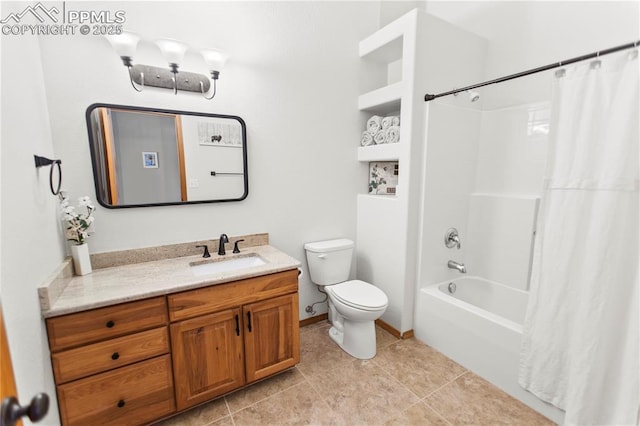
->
[1, 31, 65, 422]
[427, 1, 639, 109]
[35, 1, 380, 325]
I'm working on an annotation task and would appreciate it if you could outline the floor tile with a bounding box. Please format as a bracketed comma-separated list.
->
[307, 358, 420, 424]
[152, 396, 229, 426]
[208, 416, 233, 426]
[374, 338, 467, 398]
[296, 322, 354, 379]
[225, 367, 305, 413]
[376, 325, 400, 349]
[162, 322, 553, 426]
[299, 319, 330, 334]
[425, 372, 554, 426]
[232, 382, 344, 425]
[384, 401, 451, 426]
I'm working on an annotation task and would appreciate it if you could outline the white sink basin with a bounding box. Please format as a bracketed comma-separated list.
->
[190, 254, 267, 276]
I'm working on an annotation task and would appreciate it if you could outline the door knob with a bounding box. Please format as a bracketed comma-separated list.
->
[1, 393, 49, 426]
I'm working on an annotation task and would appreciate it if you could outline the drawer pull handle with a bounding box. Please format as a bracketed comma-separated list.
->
[111, 352, 120, 360]
[235, 315, 240, 336]
[117, 400, 125, 408]
[247, 312, 252, 332]
[106, 320, 115, 328]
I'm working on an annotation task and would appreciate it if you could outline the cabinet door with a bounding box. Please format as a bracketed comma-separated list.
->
[244, 293, 300, 383]
[170, 308, 244, 411]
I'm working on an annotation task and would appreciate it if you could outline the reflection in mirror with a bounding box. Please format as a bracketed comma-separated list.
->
[86, 104, 248, 208]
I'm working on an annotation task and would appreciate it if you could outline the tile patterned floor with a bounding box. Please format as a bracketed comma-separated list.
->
[154, 321, 553, 426]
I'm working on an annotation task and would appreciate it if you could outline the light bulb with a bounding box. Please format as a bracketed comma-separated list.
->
[105, 31, 140, 59]
[155, 38, 188, 66]
[201, 48, 229, 73]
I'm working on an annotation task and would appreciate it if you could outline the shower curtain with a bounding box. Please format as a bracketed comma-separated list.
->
[519, 49, 639, 425]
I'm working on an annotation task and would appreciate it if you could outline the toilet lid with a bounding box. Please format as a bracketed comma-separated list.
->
[330, 280, 388, 310]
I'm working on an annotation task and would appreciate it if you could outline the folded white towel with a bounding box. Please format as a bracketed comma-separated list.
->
[367, 115, 382, 134]
[381, 116, 393, 130]
[391, 116, 400, 126]
[386, 125, 400, 144]
[361, 131, 374, 146]
[374, 129, 387, 144]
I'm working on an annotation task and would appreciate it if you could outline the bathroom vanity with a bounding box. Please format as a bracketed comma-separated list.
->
[39, 239, 301, 425]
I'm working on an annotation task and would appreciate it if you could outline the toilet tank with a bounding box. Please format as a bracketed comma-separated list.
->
[304, 239, 355, 286]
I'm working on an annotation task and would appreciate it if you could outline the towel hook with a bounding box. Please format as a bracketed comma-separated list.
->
[34, 155, 62, 195]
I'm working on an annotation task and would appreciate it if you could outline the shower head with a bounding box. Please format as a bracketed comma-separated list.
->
[467, 90, 480, 102]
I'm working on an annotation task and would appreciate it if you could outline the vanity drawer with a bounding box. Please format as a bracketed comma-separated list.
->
[168, 269, 299, 322]
[56, 354, 175, 426]
[51, 326, 169, 384]
[46, 297, 168, 351]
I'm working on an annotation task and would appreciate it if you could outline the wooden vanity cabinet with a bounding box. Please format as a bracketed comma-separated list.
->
[168, 269, 300, 411]
[45, 268, 300, 424]
[45, 297, 174, 426]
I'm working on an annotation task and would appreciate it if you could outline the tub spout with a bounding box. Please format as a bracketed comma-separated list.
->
[448, 260, 466, 274]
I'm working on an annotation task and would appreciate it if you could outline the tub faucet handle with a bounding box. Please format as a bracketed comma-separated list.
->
[445, 228, 461, 249]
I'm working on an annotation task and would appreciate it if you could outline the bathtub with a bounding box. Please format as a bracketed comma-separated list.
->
[414, 276, 564, 423]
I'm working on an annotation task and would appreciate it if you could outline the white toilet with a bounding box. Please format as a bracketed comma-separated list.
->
[304, 238, 388, 359]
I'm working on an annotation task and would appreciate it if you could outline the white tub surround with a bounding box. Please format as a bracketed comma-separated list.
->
[38, 243, 301, 318]
[415, 277, 564, 424]
[466, 194, 539, 290]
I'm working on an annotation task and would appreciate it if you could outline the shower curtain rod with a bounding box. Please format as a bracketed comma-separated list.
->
[424, 40, 639, 102]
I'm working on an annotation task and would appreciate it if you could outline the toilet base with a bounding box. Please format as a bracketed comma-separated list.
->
[328, 319, 377, 360]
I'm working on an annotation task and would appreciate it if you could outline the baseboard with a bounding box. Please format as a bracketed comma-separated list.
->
[375, 319, 414, 339]
[299, 315, 413, 339]
[299, 313, 328, 328]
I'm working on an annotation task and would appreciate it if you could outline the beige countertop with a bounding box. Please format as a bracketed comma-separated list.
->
[40, 244, 301, 318]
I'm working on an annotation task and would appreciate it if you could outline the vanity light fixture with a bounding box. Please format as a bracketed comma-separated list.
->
[105, 32, 228, 99]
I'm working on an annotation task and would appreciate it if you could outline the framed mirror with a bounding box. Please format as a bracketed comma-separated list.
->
[86, 103, 248, 208]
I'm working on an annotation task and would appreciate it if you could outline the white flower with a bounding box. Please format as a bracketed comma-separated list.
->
[59, 192, 96, 245]
[78, 196, 92, 207]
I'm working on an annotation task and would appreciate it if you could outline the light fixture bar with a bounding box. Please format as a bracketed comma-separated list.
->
[130, 65, 211, 93]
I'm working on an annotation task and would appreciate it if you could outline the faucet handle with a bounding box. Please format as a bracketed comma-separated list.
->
[233, 239, 245, 254]
[444, 228, 461, 249]
[195, 245, 211, 258]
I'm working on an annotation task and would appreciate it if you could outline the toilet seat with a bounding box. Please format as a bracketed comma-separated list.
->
[329, 280, 388, 311]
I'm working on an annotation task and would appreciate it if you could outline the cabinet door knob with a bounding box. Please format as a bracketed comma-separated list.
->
[106, 320, 115, 328]
[117, 400, 125, 408]
[111, 352, 120, 360]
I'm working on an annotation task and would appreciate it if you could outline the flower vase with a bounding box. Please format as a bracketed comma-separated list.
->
[70, 243, 92, 276]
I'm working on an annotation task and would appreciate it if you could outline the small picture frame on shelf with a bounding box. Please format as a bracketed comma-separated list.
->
[369, 161, 398, 195]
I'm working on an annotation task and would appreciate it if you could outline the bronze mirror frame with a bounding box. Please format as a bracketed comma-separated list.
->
[85, 103, 248, 209]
